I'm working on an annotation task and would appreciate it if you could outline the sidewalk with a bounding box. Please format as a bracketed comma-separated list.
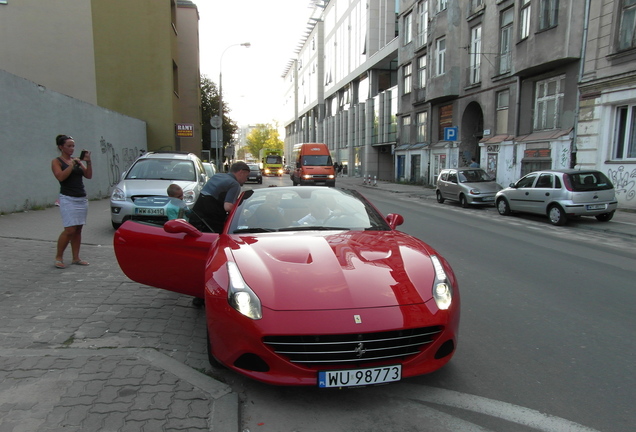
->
[0, 203, 239, 432]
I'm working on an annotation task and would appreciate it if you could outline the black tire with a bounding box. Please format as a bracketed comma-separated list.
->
[548, 204, 567, 226]
[436, 191, 445, 204]
[192, 297, 204, 308]
[459, 194, 469, 208]
[596, 211, 615, 222]
[496, 198, 511, 216]
[112, 221, 121, 230]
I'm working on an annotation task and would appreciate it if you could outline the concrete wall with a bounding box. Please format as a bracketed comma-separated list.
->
[0, 69, 147, 214]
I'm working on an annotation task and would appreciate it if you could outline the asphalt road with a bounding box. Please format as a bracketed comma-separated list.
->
[2, 174, 634, 432]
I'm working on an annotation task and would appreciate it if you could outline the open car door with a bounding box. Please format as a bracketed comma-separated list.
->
[114, 219, 217, 298]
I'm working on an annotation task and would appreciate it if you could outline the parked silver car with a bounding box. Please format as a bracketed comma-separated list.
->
[436, 168, 503, 207]
[110, 152, 207, 229]
[495, 169, 617, 226]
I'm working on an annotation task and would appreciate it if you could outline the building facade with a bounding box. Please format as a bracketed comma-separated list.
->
[0, 0, 202, 154]
[283, 0, 636, 210]
[576, 0, 636, 209]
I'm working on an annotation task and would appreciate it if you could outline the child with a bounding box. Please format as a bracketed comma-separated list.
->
[166, 184, 190, 221]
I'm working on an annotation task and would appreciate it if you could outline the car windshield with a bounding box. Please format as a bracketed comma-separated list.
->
[126, 159, 196, 181]
[458, 169, 493, 183]
[228, 187, 391, 233]
[248, 164, 260, 172]
[302, 155, 332, 166]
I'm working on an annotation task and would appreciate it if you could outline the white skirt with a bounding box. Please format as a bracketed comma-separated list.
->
[59, 194, 88, 227]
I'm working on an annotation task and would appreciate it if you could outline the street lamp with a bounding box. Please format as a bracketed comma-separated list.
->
[218, 42, 251, 171]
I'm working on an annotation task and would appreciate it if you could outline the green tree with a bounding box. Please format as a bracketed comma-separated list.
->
[200, 75, 238, 164]
[246, 124, 284, 160]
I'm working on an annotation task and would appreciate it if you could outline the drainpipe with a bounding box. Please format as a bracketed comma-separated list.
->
[571, 0, 591, 169]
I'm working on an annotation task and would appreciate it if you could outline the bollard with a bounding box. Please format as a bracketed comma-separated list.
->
[373, 176, 377, 186]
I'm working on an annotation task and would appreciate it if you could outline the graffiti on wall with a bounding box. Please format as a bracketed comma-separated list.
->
[607, 165, 636, 201]
[100, 136, 140, 187]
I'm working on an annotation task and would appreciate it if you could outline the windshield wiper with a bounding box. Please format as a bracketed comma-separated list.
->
[278, 226, 350, 232]
[233, 228, 277, 233]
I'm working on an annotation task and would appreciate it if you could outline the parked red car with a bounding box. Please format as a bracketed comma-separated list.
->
[114, 186, 460, 386]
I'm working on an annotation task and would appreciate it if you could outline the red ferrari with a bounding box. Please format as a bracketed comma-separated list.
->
[114, 186, 460, 387]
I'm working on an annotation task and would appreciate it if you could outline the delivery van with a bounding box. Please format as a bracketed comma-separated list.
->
[290, 143, 336, 187]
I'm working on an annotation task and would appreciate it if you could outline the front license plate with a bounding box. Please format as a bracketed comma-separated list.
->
[483, 197, 494, 202]
[318, 365, 401, 388]
[586, 204, 606, 211]
[135, 208, 164, 215]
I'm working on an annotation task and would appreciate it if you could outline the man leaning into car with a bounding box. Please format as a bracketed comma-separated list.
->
[190, 161, 251, 233]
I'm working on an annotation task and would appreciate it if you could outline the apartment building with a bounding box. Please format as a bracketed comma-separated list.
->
[0, 0, 202, 153]
[282, 0, 399, 179]
[576, 0, 636, 210]
[284, 0, 635, 209]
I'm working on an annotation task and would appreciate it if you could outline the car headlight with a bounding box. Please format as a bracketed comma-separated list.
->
[469, 188, 481, 195]
[227, 262, 262, 319]
[111, 187, 125, 201]
[430, 255, 452, 310]
[183, 190, 195, 204]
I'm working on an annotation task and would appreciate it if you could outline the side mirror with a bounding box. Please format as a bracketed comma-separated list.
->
[385, 213, 404, 229]
[164, 219, 202, 238]
[509, 183, 516, 188]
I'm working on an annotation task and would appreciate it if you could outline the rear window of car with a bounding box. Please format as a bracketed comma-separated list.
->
[567, 172, 614, 191]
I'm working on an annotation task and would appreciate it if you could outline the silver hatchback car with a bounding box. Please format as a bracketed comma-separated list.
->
[110, 152, 208, 229]
[436, 168, 503, 207]
[495, 169, 618, 225]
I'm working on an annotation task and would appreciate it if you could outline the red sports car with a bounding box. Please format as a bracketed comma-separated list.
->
[114, 186, 460, 387]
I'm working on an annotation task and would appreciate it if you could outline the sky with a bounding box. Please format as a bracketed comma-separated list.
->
[194, 1, 316, 127]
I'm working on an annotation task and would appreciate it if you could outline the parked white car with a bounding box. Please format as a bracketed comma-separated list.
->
[495, 169, 618, 226]
[110, 152, 207, 229]
[436, 168, 503, 207]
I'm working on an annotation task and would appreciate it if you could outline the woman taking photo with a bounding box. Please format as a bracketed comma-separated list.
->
[51, 134, 93, 269]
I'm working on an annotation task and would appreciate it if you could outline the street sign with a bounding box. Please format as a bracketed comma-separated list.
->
[210, 115, 222, 129]
[444, 127, 458, 141]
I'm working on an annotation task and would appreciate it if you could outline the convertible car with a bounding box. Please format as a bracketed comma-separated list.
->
[114, 186, 460, 387]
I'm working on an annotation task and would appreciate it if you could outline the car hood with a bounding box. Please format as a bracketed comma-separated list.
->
[229, 231, 437, 311]
[461, 180, 502, 193]
[117, 179, 197, 196]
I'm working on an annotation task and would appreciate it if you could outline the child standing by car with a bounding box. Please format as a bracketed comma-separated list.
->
[166, 184, 190, 221]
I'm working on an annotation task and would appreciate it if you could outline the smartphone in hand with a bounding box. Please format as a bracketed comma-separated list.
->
[80, 150, 87, 160]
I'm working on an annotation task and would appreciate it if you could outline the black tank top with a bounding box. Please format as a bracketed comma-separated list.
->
[58, 158, 86, 197]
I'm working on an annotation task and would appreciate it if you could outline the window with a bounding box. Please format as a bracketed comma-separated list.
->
[417, 112, 428, 142]
[470, 0, 484, 15]
[534, 75, 565, 130]
[469, 26, 482, 85]
[613, 105, 636, 159]
[417, 1, 429, 46]
[520, 0, 531, 40]
[172, 61, 179, 96]
[404, 12, 413, 45]
[619, 0, 636, 51]
[436, 37, 446, 76]
[417, 55, 427, 89]
[539, 0, 558, 30]
[499, 8, 513, 74]
[402, 116, 412, 145]
[496, 90, 510, 134]
[403, 63, 412, 95]
[437, 0, 448, 13]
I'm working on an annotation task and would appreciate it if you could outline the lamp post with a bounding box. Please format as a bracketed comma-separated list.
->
[218, 42, 250, 171]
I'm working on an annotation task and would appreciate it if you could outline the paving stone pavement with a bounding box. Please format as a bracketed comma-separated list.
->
[0, 232, 238, 432]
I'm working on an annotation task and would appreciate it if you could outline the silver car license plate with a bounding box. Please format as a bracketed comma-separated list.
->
[135, 208, 164, 215]
[318, 365, 401, 388]
[586, 204, 606, 211]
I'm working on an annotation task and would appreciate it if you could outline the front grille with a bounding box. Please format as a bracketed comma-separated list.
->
[263, 326, 442, 366]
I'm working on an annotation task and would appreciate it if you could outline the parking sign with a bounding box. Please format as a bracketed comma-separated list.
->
[444, 127, 458, 141]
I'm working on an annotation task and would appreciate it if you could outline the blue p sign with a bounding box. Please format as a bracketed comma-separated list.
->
[444, 127, 458, 141]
